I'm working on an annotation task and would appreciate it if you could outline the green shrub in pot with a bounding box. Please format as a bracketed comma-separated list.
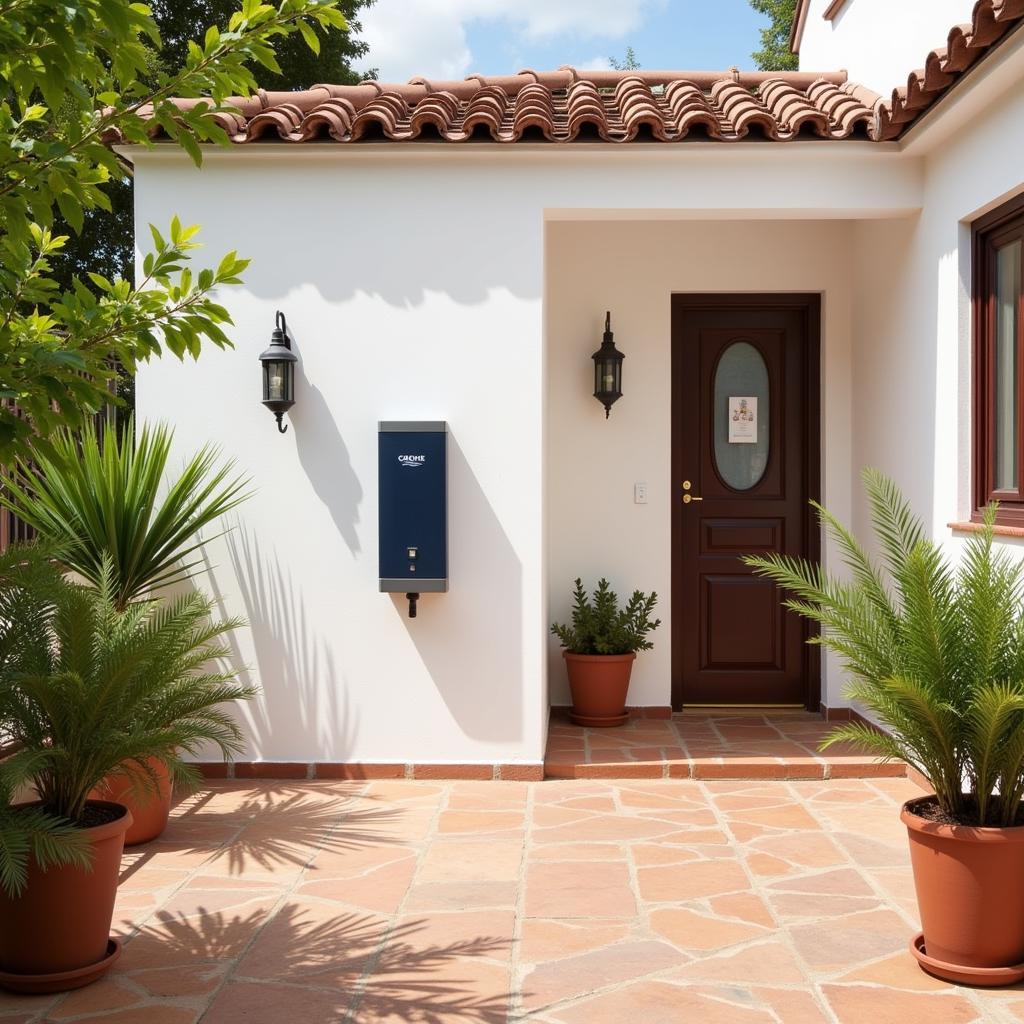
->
[744, 468, 1024, 984]
[0, 547, 253, 990]
[551, 578, 660, 727]
[2, 417, 251, 843]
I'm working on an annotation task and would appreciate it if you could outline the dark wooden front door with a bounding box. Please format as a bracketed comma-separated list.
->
[671, 295, 820, 709]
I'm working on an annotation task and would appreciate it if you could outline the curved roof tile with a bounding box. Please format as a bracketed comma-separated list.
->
[874, 0, 1024, 141]
[110, 4, 1023, 150]
[113, 68, 875, 146]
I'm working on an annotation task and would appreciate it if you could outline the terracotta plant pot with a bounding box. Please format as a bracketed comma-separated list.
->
[91, 757, 173, 846]
[902, 797, 1024, 986]
[0, 800, 132, 993]
[563, 651, 636, 727]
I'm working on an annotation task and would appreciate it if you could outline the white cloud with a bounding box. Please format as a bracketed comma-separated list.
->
[353, 0, 660, 83]
[577, 55, 614, 71]
[354, 3, 471, 82]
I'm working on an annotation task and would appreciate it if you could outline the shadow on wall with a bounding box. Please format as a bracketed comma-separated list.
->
[209, 526, 359, 763]
[288, 332, 363, 556]
[189, 167, 542, 308]
[391, 433, 523, 744]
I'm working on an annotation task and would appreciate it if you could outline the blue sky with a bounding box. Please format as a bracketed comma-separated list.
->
[353, 1, 770, 83]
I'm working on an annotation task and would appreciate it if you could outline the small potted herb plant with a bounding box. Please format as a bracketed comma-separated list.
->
[747, 469, 1024, 987]
[551, 578, 660, 727]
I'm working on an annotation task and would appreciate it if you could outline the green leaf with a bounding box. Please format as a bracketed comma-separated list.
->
[55, 192, 84, 235]
[298, 20, 320, 55]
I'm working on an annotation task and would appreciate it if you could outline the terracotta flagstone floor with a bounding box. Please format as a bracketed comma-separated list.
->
[545, 711, 908, 781]
[2, 776, 1022, 1023]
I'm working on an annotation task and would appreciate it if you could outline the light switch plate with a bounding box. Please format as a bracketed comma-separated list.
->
[634, 482, 648, 504]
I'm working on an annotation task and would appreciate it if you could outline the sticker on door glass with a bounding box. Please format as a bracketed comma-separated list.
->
[728, 396, 758, 444]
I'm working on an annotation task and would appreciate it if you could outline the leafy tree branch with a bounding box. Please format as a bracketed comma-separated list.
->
[0, 0, 351, 463]
[750, 0, 798, 71]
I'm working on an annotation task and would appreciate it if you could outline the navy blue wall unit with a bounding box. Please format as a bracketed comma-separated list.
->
[379, 422, 448, 615]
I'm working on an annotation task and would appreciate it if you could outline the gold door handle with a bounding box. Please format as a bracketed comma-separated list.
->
[682, 493, 703, 504]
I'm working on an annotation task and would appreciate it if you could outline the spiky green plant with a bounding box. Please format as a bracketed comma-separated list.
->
[0, 418, 250, 611]
[551, 578, 660, 655]
[0, 546, 254, 896]
[746, 468, 1024, 827]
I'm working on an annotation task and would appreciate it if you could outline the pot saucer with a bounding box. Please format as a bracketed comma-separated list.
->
[569, 712, 629, 728]
[911, 932, 1024, 987]
[0, 937, 122, 994]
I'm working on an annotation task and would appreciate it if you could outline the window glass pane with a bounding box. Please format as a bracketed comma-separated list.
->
[995, 240, 1022, 490]
[714, 341, 770, 491]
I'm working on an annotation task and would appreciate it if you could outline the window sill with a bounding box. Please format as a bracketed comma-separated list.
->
[948, 521, 1024, 539]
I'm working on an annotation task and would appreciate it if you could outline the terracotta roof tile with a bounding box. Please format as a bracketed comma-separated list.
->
[871, 0, 1024, 140]
[116, 68, 877, 146]
[114, 2, 1023, 150]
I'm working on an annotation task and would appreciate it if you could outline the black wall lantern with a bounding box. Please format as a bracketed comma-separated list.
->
[592, 311, 624, 418]
[259, 310, 297, 433]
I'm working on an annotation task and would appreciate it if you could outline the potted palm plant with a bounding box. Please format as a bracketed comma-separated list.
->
[0, 547, 253, 993]
[747, 468, 1024, 987]
[551, 578, 660, 727]
[1, 418, 250, 844]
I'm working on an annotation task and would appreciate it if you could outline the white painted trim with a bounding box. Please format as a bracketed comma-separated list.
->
[118, 139, 901, 164]
[121, 143, 923, 222]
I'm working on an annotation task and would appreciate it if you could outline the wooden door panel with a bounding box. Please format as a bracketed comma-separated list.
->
[702, 575, 782, 670]
[701, 518, 783, 554]
[672, 296, 820, 709]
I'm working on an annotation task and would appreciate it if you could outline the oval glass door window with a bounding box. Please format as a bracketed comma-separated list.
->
[714, 341, 770, 491]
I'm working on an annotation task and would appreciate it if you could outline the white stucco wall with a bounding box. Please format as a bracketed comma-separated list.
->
[798, 0, 976, 96]
[545, 220, 856, 711]
[132, 143, 919, 762]
[849, 68, 1024, 555]
[134, 153, 547, 766]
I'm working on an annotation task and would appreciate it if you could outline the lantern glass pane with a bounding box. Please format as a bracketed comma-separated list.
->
[266, 360, 289, 402]
[600, 359, 617, 396]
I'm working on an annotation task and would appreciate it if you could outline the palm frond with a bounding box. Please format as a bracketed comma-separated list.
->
[749, 469, 1024, 825]
[0, 418, 251, 609]
[0, 546, 255, 894]
[0, 805, 91, 898]
[862, 468, 925, 578]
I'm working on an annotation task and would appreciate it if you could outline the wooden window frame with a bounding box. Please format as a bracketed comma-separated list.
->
[973, 193, 1024, 525]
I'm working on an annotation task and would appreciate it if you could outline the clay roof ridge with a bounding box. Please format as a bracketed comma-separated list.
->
[115, 67, 873, 146]
[873, 0, 1024, 139]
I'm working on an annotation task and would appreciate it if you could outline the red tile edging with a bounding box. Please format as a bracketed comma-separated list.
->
[543, 758, 907, 782]
[196, 762, 545, 782]
[544, 707, 909, 782]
